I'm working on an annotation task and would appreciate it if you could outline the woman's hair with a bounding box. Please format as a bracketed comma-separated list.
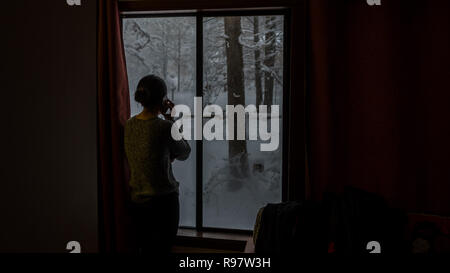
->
[134, 75, 167, 110]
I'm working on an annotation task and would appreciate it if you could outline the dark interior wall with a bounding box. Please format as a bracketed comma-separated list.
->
[0, 1, 98, 252]
[307, 0, 450, 215]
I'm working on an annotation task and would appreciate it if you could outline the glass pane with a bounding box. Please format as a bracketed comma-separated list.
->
[203, 16, 284, 230]
[123, 17, 197, 227]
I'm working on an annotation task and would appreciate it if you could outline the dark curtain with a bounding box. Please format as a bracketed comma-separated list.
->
[97, 0, 131, 252]
[286, 4, 307, 201]
[307, 0, 450, 216]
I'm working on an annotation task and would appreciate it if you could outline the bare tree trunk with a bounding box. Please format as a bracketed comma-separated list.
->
[177, 28, 182, 93]
[224, 17, 248, 179]
[161, 22, 169, 99]
[254, 16, 263, 109]
[162, 30, 168, 81]
[263, 16, 276, 109]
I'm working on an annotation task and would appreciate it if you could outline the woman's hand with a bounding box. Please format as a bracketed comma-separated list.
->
[162, 99, 175, 121]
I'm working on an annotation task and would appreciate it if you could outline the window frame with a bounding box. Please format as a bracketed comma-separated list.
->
[120, 8, 291, 234]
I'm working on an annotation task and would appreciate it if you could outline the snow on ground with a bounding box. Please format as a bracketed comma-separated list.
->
[202, 137, 282, 230]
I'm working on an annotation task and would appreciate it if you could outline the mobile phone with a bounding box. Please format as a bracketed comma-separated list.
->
[162, 99, 175, 114]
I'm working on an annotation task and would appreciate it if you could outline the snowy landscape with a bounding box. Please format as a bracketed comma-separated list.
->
[123, 15, 284, 230]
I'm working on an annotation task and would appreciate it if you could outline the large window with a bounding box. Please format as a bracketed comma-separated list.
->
[122, 11, 287, 231]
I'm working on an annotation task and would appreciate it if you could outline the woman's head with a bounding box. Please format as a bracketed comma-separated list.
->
[134, 75, 167, 111]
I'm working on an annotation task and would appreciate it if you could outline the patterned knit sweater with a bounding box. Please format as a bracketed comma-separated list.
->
[124, 116, 190, 203]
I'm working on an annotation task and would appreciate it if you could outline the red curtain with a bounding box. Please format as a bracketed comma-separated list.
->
[307, 0, 450, 216]
[97, 0, 131, 252]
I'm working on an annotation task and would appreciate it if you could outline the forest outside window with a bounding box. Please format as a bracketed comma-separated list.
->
[122, 11, 287, 231]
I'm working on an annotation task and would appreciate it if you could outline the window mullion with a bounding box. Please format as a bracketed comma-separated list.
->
[195, 14, 204, 231]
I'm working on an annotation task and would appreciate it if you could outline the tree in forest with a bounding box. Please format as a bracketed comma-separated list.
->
[123, 18, 197, 102]
[263, 16, 277, 109]
[224, 17, 249, 180]
[177, 27, 182, 93]
[203, 17, 227, 105]
[253, 16, 263, 108]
